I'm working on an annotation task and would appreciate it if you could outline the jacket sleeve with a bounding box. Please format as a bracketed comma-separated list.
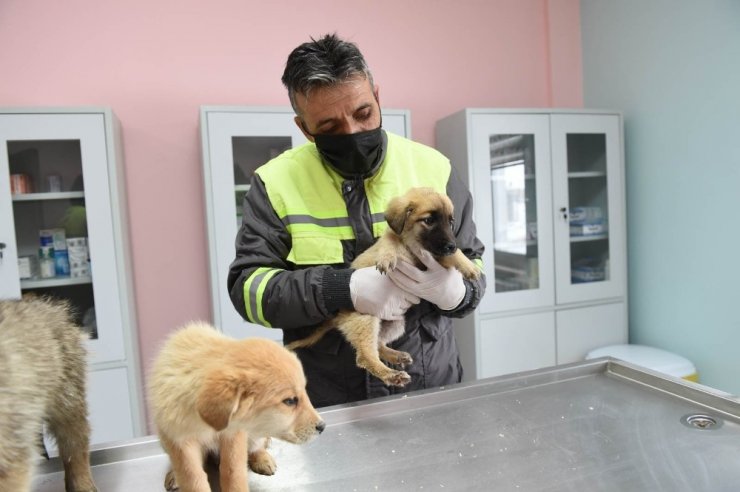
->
[441, 165, 487, 318]
[227, 174, 354, 330]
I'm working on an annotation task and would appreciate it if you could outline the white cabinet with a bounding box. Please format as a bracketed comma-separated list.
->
[436, 109, 628, 380]
[0, 108, 144, 446]
[477, 313, 556, 378]
[200, 106, 412, 340]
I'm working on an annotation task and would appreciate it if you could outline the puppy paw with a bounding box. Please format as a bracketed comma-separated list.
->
[164, 469, 178, 491]
[384, 370, 411, 387]
[375, 253, 398, 274]
[385, 351, 413, 367]
[457, 261, 481, 280]
[70, 486, 98, 492]
[396, 352, 413, 366]
[378, 345, 413, 367]
[249, 449, 277, 476]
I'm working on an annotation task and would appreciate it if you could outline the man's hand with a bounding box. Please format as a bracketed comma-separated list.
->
[387, 249, 466, 311]
[350, 267, 420, 320]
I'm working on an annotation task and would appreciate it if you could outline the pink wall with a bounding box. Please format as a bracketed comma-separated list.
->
[0, 0, 581, 427]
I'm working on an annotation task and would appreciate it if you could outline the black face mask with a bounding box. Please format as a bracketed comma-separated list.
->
[311, 125, 384, 179]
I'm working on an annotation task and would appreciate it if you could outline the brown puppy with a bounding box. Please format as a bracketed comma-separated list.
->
[148, 322, 325, 492]
[0, 296, 97, 492]
[287, 187, 480, 387]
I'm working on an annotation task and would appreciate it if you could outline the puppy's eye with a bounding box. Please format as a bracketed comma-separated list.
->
[283, 397, 299, 407]
[422, 216, 435, 226]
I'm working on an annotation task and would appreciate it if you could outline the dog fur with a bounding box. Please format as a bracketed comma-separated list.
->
[287, 187, 481, 387]
[0, 296, 97, 492]
[148, 322, 325, 492]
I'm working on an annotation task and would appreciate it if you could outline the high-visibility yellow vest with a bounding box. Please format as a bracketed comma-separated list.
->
[255, 132, 451, 265]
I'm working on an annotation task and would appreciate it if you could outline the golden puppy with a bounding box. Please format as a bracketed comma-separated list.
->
[287, 187, 480, 387]
[148, 322, 325, 492]
[0, 296, 97, 492]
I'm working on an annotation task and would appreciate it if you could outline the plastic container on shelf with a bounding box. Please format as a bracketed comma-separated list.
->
[586, 344, 698, 382]
[39, 246, 56, 278]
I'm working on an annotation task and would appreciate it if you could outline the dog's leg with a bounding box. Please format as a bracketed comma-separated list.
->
[378, 345, 413, 367]
[219, 431, 249, 492]
[340, 314, 411, 387]
[60, 446, 97, 492]
[45, 329, 97, 492]
[247, 437, 276, 476]
[378, 319, 413, 367]
[161, 436, 210, 492]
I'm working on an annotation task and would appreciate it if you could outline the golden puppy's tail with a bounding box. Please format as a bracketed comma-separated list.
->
[285, 323, 333, 351]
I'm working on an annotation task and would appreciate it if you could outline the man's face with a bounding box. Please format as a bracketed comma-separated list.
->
[294, 75, 381, 140]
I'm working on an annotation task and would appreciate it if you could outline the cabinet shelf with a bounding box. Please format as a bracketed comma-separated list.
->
[21, 275, 93, 289]
[570, 233, 608, 242]
[12, 191, 85, 201]
[568, 171, 606, 178]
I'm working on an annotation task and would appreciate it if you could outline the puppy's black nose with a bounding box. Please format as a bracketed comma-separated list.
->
[316, 421, 326, 434]
[441, 242, 456, 256]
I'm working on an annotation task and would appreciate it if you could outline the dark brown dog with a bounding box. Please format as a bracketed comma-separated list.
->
[0, 296, 97, 492]
[287, 187, 480, 386]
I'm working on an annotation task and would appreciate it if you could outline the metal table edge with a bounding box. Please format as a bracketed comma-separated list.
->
[35, 357, 740, 474]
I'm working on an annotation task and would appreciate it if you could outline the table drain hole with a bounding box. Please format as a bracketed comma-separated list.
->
[681, 414, 722, 430]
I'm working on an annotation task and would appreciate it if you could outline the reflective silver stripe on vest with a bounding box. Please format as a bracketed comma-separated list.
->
[281, 215, 352, 227]
[281, 213, 387, 233]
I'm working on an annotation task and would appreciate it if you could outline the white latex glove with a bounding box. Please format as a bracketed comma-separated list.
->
[387, 249, 466, 311]
[350, 267, 420, 320]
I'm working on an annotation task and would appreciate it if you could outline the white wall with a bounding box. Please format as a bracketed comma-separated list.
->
[581, 0, 740, 395]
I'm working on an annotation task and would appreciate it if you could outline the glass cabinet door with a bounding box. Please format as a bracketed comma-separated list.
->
[0, 112, 128, 364]
[201, 108, 307, 341]
[551, 114, 625, 304]
[201, 107, 411, 340]
[471, 114, 555, 312]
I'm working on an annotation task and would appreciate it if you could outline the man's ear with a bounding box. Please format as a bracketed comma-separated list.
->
[385, 196, 413, 235]
[295, 116, 314, 142]
[196, 368, 254, 431]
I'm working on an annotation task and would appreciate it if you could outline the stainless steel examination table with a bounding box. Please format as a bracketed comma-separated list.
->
[33, 358, 740, 491]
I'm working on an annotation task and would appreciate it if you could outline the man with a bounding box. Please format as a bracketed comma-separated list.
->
[228, 33, 485, 408]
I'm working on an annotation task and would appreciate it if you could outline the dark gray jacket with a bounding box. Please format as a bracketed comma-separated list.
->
[228, 133, 486, 408]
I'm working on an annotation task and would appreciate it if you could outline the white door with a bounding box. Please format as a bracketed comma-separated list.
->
[470, 113, 555, 313]
[551, 114, 626, 304]
[0, 112, 126, 363]
[201, 107, 411, 340]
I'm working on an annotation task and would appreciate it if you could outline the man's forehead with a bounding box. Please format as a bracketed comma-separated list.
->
[295, 76, 374, 119]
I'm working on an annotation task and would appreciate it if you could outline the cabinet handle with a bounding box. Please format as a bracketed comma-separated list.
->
[0, 242, 5, 260]
[559, 207, 568, 221]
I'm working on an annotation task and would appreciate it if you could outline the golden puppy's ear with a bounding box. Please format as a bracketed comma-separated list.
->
[385, 195, 413, 235]
[196, 368, 254, 431]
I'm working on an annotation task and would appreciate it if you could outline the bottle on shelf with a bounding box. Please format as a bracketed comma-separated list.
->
[39, 246, 56, 279]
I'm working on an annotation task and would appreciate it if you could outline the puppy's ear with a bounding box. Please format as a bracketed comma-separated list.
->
[385, 196, 414, 235]
[197, 368, 254, 431]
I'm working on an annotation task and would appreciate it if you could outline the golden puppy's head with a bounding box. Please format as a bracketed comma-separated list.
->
[385, 187, 457, 258]
[196, 338, 324, 444]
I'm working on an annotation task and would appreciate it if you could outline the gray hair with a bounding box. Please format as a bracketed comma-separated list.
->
[281, 33, 374, 115]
